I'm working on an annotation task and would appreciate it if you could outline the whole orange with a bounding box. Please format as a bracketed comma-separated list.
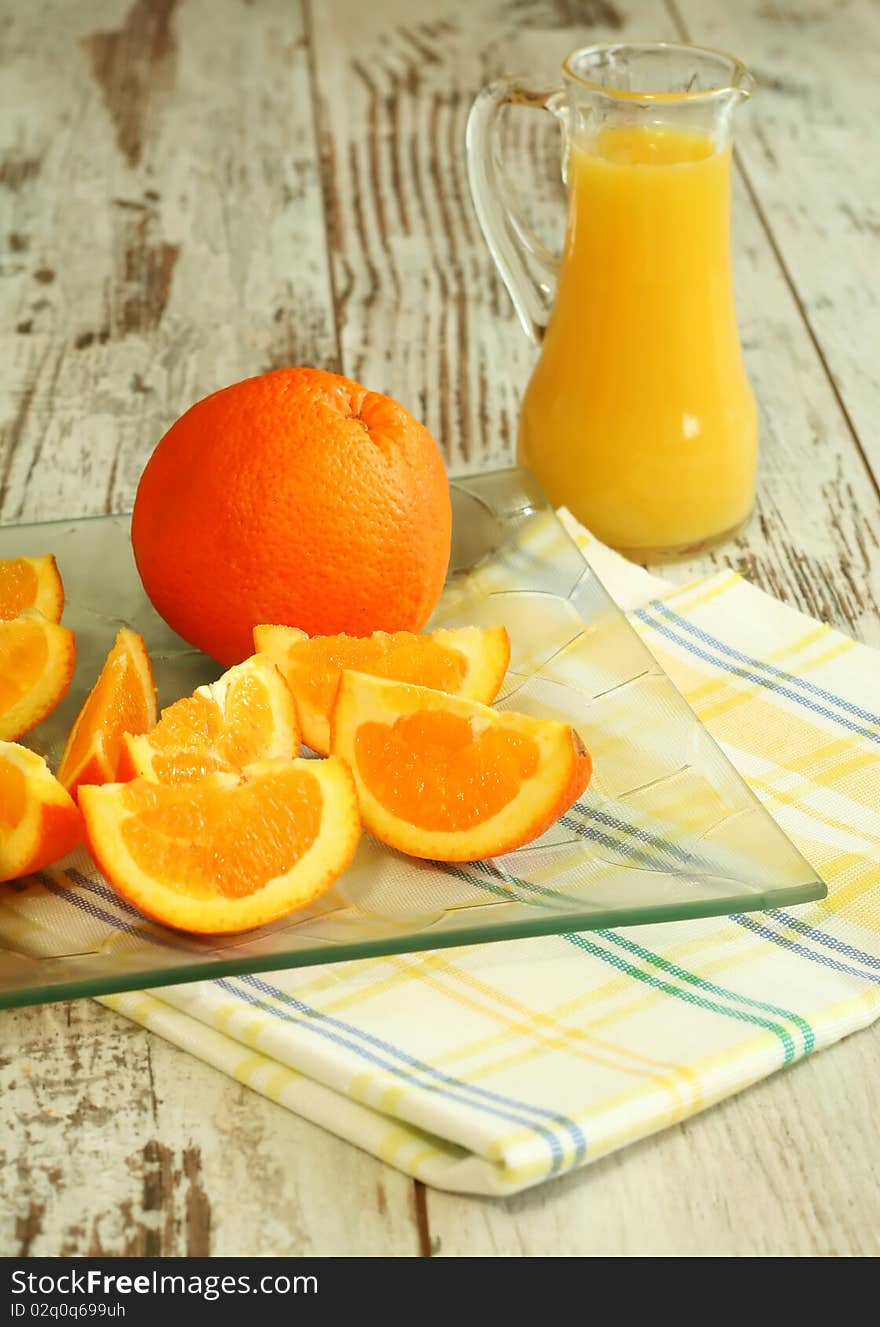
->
[131, 368, 452, 665]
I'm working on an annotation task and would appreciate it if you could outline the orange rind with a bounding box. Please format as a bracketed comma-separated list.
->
[0, 741, 83, 881]
[80, 756, 360, 934]
[330, 671, 591, 862]
[0, 611, 75, 742]
[57, 628, 157, 800]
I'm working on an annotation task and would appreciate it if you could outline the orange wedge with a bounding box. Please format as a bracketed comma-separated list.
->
[57, 628, 157, 800]
[120, 653, 299, 785]
[254, 624, 510, 755]
[0, 741, 83, 881]
[80, 757, 360, 933]
[0, 555, 64, 623]
[0, 612, 75, 742]
[330, 672, 591, 862]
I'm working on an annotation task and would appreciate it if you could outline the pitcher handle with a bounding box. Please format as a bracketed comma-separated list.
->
[466, 79, 563, 345]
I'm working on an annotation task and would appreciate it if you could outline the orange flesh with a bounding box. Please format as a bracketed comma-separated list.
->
[61, 646, 152, 781]
[147, 673, 276, 783]
[355, 711, 539, 832]
[216, 672, 276, 767]
[0, 621, 50, 711]
[0, 756, 27, 829]
[0, 560, 39, 619]
[120, 767, 323, 898]
[286, 635, 467, 720]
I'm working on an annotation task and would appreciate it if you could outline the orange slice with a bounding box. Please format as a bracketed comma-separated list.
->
[0, 612, 75, 742]
[253, 624, 510, 755]
[81, 757, 360, 933]
[120, 653, 299, 785]
[0, 555, 64, 623]
[0, 741, 83, 881]
[330, 672, 591, 862]
[57, 628, 157, 800]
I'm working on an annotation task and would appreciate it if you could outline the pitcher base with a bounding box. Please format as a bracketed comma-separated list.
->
[613, 511, 753, 566]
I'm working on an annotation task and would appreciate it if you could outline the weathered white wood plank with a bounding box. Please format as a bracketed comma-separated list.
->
[663, 168, 880, 644]
[427, 1026, 880, 1256]
[2, 0, 879, 1261]
[297, 0, 880, 1251]
[673, 0, 880, 483]
[305, 0, 621, 472]
[0, 1000, 421, 1256]
[0, 0, 422, 1259]
[0, 0, 338, 524]
[307, 0, 880, 643]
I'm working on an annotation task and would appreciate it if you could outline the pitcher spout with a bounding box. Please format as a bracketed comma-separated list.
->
[561, 42, 756, 152]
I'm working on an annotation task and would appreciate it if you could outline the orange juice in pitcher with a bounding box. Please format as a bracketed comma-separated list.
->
[467, 44, 758, 559]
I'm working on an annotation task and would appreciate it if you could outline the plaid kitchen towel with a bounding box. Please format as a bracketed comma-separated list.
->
[98, 514, 880, 1196]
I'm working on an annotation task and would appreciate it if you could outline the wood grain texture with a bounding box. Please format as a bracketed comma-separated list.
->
[427, 1026, 880, 1256]
[305, 0, 880, 643]
[673, 0, 880, 483]
[664, 166, 880, 645]
[0, 0, 337, 524]
[0, 1001, 420, 1257]
[305, 0, 627, 474]
[662, 0, 880, 638]
[1, 0, 879, 1258]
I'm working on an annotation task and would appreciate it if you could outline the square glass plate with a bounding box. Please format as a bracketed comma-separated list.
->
[0, 468, 824, 1009]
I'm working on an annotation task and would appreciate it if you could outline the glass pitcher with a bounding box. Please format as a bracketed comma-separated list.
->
[467, 42, 758, 560]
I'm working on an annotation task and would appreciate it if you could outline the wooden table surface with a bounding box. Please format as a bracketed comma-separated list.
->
[2, 0, 879, 1257]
